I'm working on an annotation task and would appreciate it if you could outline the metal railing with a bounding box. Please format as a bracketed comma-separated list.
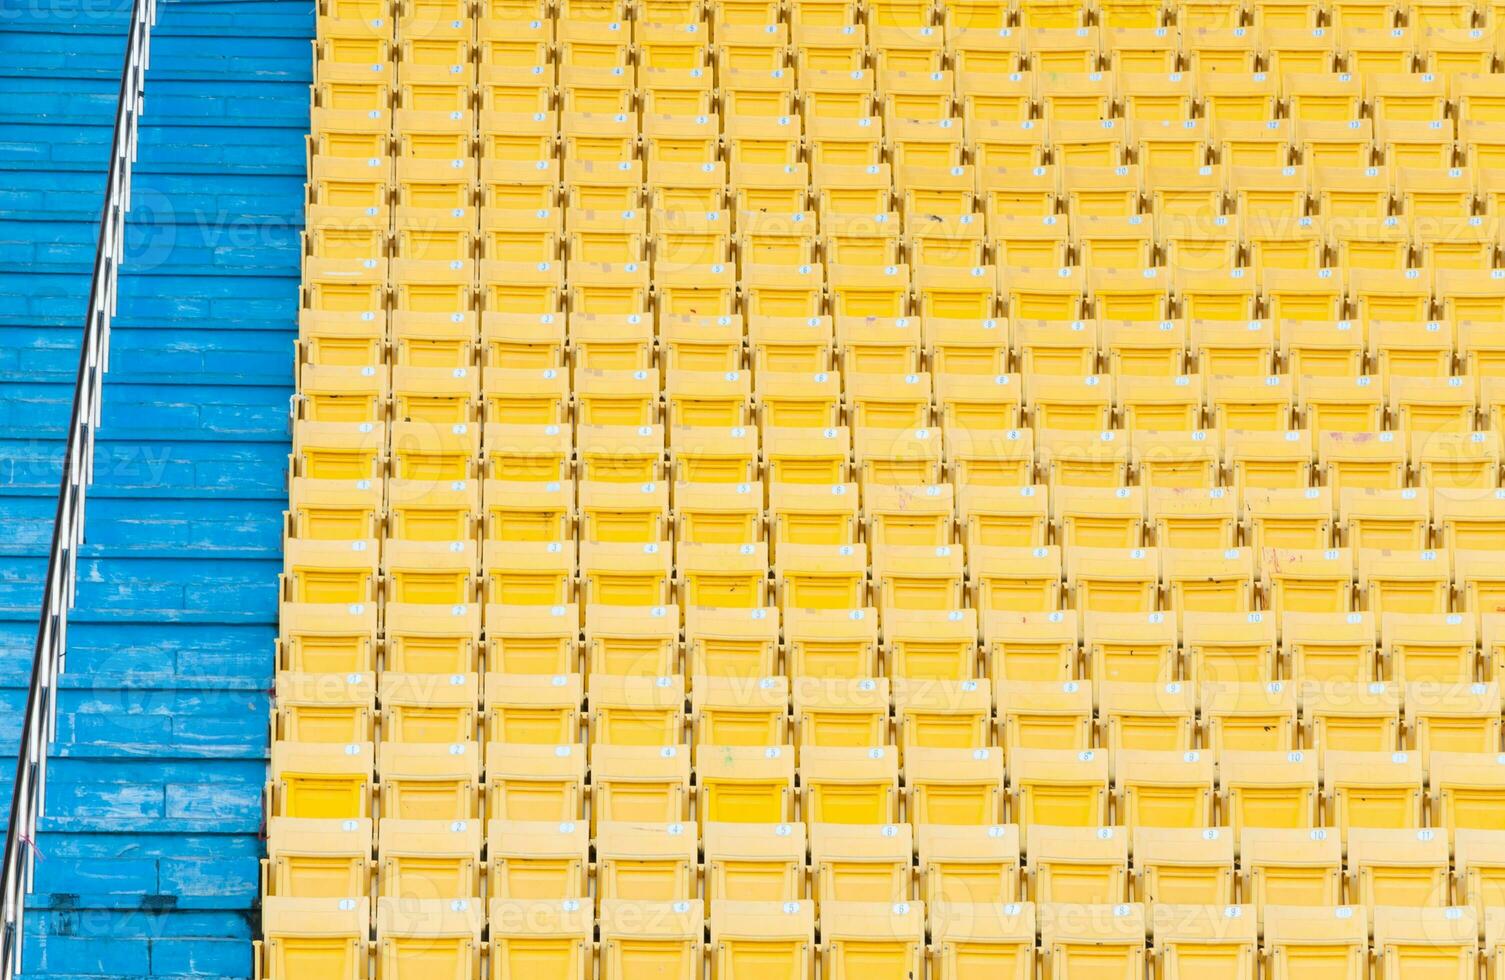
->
[0, 0, 155, 972]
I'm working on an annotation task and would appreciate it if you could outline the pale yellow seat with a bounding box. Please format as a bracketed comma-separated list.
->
[487, 820, 590, 900]
[1153, 903, 1259, 980]
[1372, 906, 1478, 980]
[1202, 681, 1299, 755]
[709, 900, 815, 980]
[1219, 749, 1319, 833]
[1384, 613, 1477, 685]
[1083, 608, 1177, 688]
[588, 675, 684, 748]
[378, 740, 480, 821]
[786, 608, 880, 681]
[1284, 611, 1378, 682]
[376, 819, 480, 903]
[258, 897, 370, 980]
[972, 546, 1062, 613]
[1148, 488, 1239, 550]
[1186, 611, 1279, 684]
[1029, 824, 1130, 905]
[1325, 749, 1425, 840]
[595, 821, 699, 905]
[1262, 547, 1354, 618]
[690, 675, 788, 748]
[917, 824, 1022, 905]
[893, 678, 990, 755]
[484, 743, 586, 822]
[984, 610, 1078, 683]
[819, 902, 926, 980]
[1039, 902, 1146, 980]
[488, 899, 591, 980]
[1348, 827, 1451, 910]
[265, 817, 372, 899]
[800, 746, 899, 824]
[928, 900, 1035, 980]
[1262, 904, 1368, 980]
[1358, 548, 1451, 619]
[1009, 748, 1110, 848]
[1133, 827, 1236, 906]
[810, 822, 913, 904]
[1302, 680, 1401, 760]
[600, 900, 703, 980]
[1432, 752, 1505, 840]
[792, 676, 889, 749]
[702, 822, 806, 903]
[906, 746, 1006, 825]
[998, 680, 1093, 756]
[1456, 830, 1505, 921]
[591, 744, 691, 828]
[1116, 748, 1217, 828]
[1242, 828, 1344, 911]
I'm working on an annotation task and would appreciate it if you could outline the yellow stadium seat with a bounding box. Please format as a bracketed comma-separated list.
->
[383, 539, 477, 605]
[1153, 904, 1259, 980]
[380, 672, 477, 745]
[792, 677, 888, 751]
[1149, 488, 1240, 550]
[599, 899, 702, 980]
[591, 745, 691, 828]
[1359, 548, 1450, 619]
[709, 900, 815, 980]
[918, 824, 1022, 905]
[1284, 611, 1377, 682]
[1409, 681, 1501, 764]
[1346, 826, 1450, 910]
[377, 818, 480, 902]
[906, 746, 1005, 824]
[488, 899, 591, 979]
[819, 902, 926, 980]
[702, 822, 805, 903]
[1223, 429, 1314, 492]
[587, 675, 684, 748]
[1039, 901, 1146, 980]
[378, 740, 479, 820]
[483, 743, 585, 822]
[1069, 549, 1161, 625]
[1373, 906, 1478, 980]
[386, 602, 482, 674]
[998, 679, 1093, 756]
[984, 609, 1078, 683]
[482, 672, 581, 746]
[1456, 830, 1505, 920]
[1101, 683, 1197, 754]
[928, 900, 1034, 980]
[258, 897, 369, 979]
[1262, 904, 1368, 980]
[1229, 163, 1308, 218]
[1116, 748, 1217, 828]
[1384, 614, 1477, 685]
[1220, 749, 1320, 833]
[695, 744, 795, 823]
[481, 540, 575, 607]
[1434, 752, 1505, 840]
[786, 608, 880, 680]
[594, 821, 698, 905]
[1134, 826, 1237, 906]
[980, 163, 1056, 218]
[1242, 827, 1344, 910]
[584, 603, 679, 675]
[660, 316, 744, 373]
[265, 816, 371, 898]
[1010, 748, 1110, 845]
[1029, 825, 1129, 905]
[1056, 485, 1144, 549]
[685, 604, 778, 678]
[810, 823, 913, 904]
[1102, 318, 1186, 377]
[1438, 489, 1505, 556]
[1216, 119, 1296, 168]
[801, 746, 899, 824]
[691, 675, 788, 748]
[1302, 680, 1400, 760]
[1325, 749, 1425, 839]
[483, 479, 573, 543]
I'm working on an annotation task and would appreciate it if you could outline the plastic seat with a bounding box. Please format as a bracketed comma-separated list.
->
[691, 674, 787, 749]
[1150, 489, 1239, 551]
[786, 608, 880, 680]
[703, 822, 806, 903]
[1056, 485, 1145, 548]
[383, 538, 477, 605]
[1062, 164, 1142, 218]
[1223, 430, 1314, 492]
[590, 745, 690, 828]
[583, 603, 679, 677]
[695, 744, 795, 823]
[259, 897, 370, 979]
[377, 819, 481, 903]
[1358, 549, 1450, 620]
[918, 824, 1022, 906]
[593, 821, 699, 905]
[1029, 825, 1129, 905]
[1282, 611, 1376, 682]
[928, 900, 1034, 980]
[1190, 320, 1277, 379]
[1230, 164, 1308, 219]
[481, 539, 575, 609]
[1456, 830, 1505, 920]
[1242, 827, 1344, 910]
[1302, 681, 1400, 760]
[379, 672, 477, 745]
[378, 740, 480, 820]
[1134, 827, 1237, 906]
[387, 602, 482, 674]
[1010, 748, 1110, 846]
[1153, 903, 1258, 980]
[1262, 904, 1368, 980]
[599, 899, 702, 980]
[682, 607, 778, 682]
[1117, 748, 1216, 828]
[1101, 318, 1186, 377]
[1372, 906, 1477, 980]
[906, 746, 1005, 824]
[819, 902, 926, 980]
[709, 900, 815, 980]
[997, 680, 1092, 757]
[481, 671, 582, 746]
[1216, 119, 1296, 168]
[1384, 614, 1477, 685]
[1069, 549, 1161, 624]
[488, 899, 592, 979]
[980, 164, 1057, 220]
[1129, 425, 1216, 486]
[1101, 682, 1198, 753]
[1433, 752, 1505, 840]
[1220, 749, 1320, 833]
[483, 743, 585, 823]
[946, 427, 1037, 487]
[1039, 902, 1146, 980]
[801, 746, 899, 824]
[810, 823, 913, 904]
[1325, 749, 1425, 840]
[273, 668, 373, 743]
[587, 675, 684, 748]
[1409, 681, 1501, 765]
[792, 677, 888, 752]
[265, 817, 372, 898]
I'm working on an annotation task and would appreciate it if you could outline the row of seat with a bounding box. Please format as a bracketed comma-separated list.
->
[294, 369, 1505, 433]
[266, 897, 1498, 980]
[326, 0, 1505, 31]
[263, 817, 1505, 910]
[276, 668, 1505, 756]
[269, 739, 1505, 839]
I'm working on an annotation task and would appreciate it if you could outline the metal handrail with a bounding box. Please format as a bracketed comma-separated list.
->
[0, 0, 155, 972]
